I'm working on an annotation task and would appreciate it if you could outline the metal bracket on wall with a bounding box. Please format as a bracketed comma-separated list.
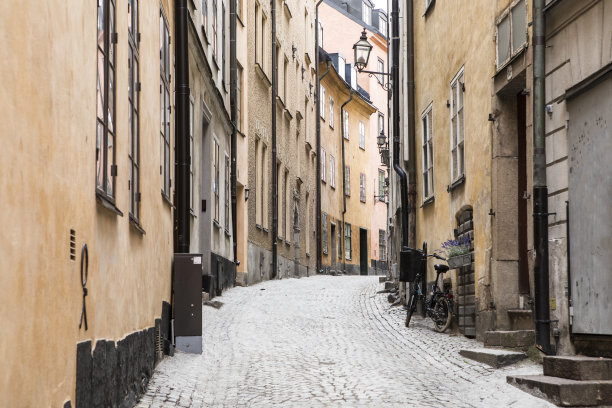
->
[79, 244, 89, 330]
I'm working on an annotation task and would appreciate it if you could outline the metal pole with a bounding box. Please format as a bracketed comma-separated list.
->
[315, 0, 324, 273]
[175, 0, 190, 253]
[271, 0, 278, 279]
[230, 0, 238, 275]
[533, 0, 553, 355]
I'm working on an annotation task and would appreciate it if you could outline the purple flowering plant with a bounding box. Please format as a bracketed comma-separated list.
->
[436, 236, 471, 258]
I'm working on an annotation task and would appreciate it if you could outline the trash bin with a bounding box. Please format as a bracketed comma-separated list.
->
[399, 247, 423, 282]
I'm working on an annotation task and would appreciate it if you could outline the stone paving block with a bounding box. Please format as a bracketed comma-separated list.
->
[459, 348, 527, 368]
[544, 356, 612, 381]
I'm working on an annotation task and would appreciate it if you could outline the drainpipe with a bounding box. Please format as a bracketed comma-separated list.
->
[341, 89, 354, 274]
[315, 0, 324, 273]
[229, 0, 237, 274]
[391, 0, 410, 273]
[406, 0, 417, 251]
[175, 0, 190, 254]
[533, 0, 554, 355]
[271, 0, 278, 279]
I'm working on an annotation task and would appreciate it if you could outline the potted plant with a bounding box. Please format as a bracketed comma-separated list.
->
[437, 236, 472, 269]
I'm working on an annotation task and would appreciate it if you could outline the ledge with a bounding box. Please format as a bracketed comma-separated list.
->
[421, 195, 435, 208]
[256, 223, 263, 230]
[161, 191, 174, 208]
[423, 0, 436, 17]
[447, 175, 466, 193]
[224, 228, 231, 237]
[213, 219, 221, 229]
[129, 215, 146, 235]
[96, 192, 124, 217]
[255, 63, 271, 87]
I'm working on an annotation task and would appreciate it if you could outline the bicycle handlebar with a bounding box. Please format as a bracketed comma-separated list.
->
[428, 253, 446, 261]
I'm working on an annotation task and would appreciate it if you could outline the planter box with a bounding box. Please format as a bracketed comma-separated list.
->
[448, 254, 471, 269]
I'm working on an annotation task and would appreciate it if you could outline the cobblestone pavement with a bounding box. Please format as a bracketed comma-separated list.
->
[137, 276, 553, 407]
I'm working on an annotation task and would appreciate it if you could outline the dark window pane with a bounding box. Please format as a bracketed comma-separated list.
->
[106, 133, 114, 195]
[96, 121, 104, 189]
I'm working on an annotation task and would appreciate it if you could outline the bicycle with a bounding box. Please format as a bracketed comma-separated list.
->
[405, 252, 454, 333]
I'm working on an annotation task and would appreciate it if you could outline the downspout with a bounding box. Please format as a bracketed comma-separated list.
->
[175, 0, 190, 254]
[406, 0, 416, 251]
[391, 0, 410, 272]
[271, 0, 278, 279]
[315, 0, 324, 273]
[341, 88, 354, 274]
[230, 0, 237, 275]
[533, 0, 554, 355]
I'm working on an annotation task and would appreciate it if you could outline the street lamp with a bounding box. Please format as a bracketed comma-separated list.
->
[353, 29, 373, 71]
[377, 130, 387, 149]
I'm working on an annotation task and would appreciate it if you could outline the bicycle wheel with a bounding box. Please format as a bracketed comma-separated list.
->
[433, 297, 452, 333]
[405, 293, 416, 327]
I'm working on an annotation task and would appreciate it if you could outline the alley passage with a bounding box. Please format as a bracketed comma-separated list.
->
[137, 276, 552, 407]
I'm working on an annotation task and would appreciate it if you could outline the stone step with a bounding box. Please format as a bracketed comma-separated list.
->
[484, 330, 534, 350]
[544, 356, 612, 381]
[461, 326, 476, 337]
[507, 309, 533, 331]
[457, 284, 475, 296]
[507, 375, 612, 407]
[460, 348, 527, 368]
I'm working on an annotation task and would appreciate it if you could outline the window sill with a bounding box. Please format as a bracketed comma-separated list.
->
[190, 209, 197, 219]
[223, 80, 228, 94]
[237, 13, 245, 27]
[201, 25, 209, 45]
[278, 237, 285, 244]
[495, 46, 528, 76]
[263, 227, 269, 234]
[283, 108, 293, 121]
[423, 0, 435, 17]
[359, 145, 365, 151]
[161, 191, 174, 208]
[96, 192, 124, 217]
[129, 215, 146, 235]
[306, 252, 310, 258]
[421, 195, 435, 208]
[276, 95, 286, 110]
[213, 219, 221, 229]
[447, 175, 466, 193]
[256, 223, 262, 230]
[224, 228, 231, 237]
[255, 63, 271, 87]
[237, 129, 246, 138]
[212, 56, 220, 71]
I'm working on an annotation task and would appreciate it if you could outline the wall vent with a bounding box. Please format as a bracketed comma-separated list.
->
[70, 229, 76, 261]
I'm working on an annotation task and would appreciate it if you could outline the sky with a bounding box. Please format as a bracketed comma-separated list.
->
[372, 0, 387, 11]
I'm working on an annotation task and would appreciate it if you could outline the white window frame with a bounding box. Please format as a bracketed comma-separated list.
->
[330, 155, 336, 189]
[360, 173, 366, 203]
[377, 58, 384, 85]
[321, 147, 326, 182]
[379, 17, 387, 37]
[496, 0, 527, 69]
[343, 110, 349, 139]
[450, 68, 465, 183]
[362, 2, 371, 25]
[344, 223, 351, 260]
[344, 165, 350, 196]
[421, 103, 434, 200]
[320, 86, 326, 119]
[329, 96, 334, 128]
[322, 211, 328, 254]
[359, 121, 365, 149]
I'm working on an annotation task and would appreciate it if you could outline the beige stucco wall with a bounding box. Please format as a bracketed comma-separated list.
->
[0, 1, 175, 406]
[320, 66, 376, 272]
[245, 0, 317, 283]
[320, 2, 389, 264]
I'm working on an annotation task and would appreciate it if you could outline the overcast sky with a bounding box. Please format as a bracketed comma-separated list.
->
[372, 0, 388, 11]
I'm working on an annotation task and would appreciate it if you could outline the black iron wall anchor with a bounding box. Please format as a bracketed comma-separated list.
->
[79, 244, 89, 330]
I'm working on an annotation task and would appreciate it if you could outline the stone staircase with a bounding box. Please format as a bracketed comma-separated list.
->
[484, 308, 535, 351]
[508, 356, 612, 406]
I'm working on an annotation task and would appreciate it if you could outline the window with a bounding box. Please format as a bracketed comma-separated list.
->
[321, 148, 326, 182]
[284, 170, 290, 240]
[305, 192, 310, 254]
[322, 212, 328, 254]
[222, 3, 226, 85]
[255, 3, 260, 64]
[213, 140, 220, 222]
[284, 57, 288, 103]
[212, 0, 218, 61]
[329, 97, 334, 128]
[160, 8, 171, 198]
[202, 0, 208, 35]
[378, 169, 385, 201]
[379, 230, 386, 261]
[378, 113, 384, 136]
[425, 0, 434, 12]
[360, 173, 366, 202]
[237, 64, 243, 132]
[344, 165, 350, 196]
[359, 121, 365, 149]
[262, 14, 267, 72]
[362, 2, 371, 25]
[236, 0, 242, 22]
[255, 139, 261, 225]
[450, 69, 465, 182]
[379, 17, 387, 37]
[330, 155, 335, 189]
[128, 0, 140, 219]
[377, 58, 384, 84]
[225, 154, 230, 230]
[97, 0, 117, 200]
[318, 21, 323, 48]
[343, 110, 349, 139]
[190, 98, 195, 211]
[422, 103, 434, 199]
[497, 0, 527, 68]
[345, 223, 352, 260]
[337, 222, 342, 259]
[277, 163, 283, 238]
[320, 86, 326, 119]
[262, 143, 268, 228]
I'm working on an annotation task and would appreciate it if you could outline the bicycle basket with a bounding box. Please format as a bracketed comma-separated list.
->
[399, 247, 424, 282]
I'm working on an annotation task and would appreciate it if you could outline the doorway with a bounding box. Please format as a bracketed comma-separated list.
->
[330, 223, 337, 273]
[359, 228, 368, 276]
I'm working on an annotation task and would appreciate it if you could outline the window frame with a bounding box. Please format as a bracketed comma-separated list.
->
[496, 0, 527, 69]
[96, 0, 118, 202]
[344, 223, 352, 260]
[378, 169, 385, 202]
[320, 147, 326, 182]
[320, 85, 326, 119]
[322, 211, 328, 255]
[213, 139, 220, 223]
[360, 173, 366, 203]
[379, 229, 386, 261]
[330, 155, 335, 189]
[329, 96, 334, 128]
[344, 165, 350, 196]
[128, 0, 140, 220]
[237, 63, 243, 132]
[421, 102, 434, 200]
[359, 120, 366, 149]
[190, 97, 195, 212]
[343, 110, 349, 140]
[362, 2, 371, 25]
[377, 58, 384, 85]
[450, 68, 465, 183]
[212, 0, 218, 62]
[202, 0, 208, 37]
[160, 8, 172, 200]
[225, 153, 230, 230]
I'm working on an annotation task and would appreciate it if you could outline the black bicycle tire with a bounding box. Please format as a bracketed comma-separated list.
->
[405, 293, 416, 327]
[433, 297, 452, 333]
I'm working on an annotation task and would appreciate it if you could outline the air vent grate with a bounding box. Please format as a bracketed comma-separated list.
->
[70, 229, 76, 261]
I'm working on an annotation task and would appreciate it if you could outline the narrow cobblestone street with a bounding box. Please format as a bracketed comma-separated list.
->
[137, 276, 552, 407]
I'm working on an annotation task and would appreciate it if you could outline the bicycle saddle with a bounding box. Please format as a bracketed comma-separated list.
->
[434, 264, 449, 273]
